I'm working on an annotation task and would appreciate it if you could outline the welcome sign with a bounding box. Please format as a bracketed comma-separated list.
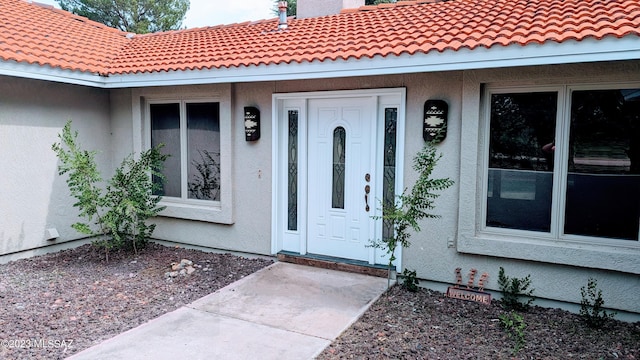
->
[445, 268, 492, 305]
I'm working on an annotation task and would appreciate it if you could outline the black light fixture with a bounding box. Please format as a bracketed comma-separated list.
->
[423, 100, 448, 143]
[244, 106, 260, 141]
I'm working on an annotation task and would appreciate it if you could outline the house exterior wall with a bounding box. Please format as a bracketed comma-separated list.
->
[110, 88, 135, 170]
[4, 60, 636, 315]
[116, 74, 459, 256]
[106, 61, 639, 315]
[0, 76, 112, 262]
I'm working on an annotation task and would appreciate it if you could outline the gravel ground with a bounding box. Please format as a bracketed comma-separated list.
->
[318, 285, 640, 360]
[0, 243, 272, 360]
[1, 244, 638, 360]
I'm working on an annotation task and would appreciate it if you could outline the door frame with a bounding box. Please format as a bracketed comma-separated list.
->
[271, 88, 406, 266]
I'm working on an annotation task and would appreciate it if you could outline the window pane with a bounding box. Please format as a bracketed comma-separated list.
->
[150, 103, 181, 197]
[383, 108, 397, 240]
[288, 110, 299, 231]
[187, 102, 221, 201]
[565, 89, 640, 240]
[332, 127, 346, 209]
[486, 92, 557, 232]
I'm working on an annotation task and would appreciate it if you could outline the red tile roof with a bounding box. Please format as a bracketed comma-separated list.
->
[0, 0, 130, 74]
[1, 0, 639, 76]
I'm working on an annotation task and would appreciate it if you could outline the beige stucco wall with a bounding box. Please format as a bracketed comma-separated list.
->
[0, 76, 112, 261]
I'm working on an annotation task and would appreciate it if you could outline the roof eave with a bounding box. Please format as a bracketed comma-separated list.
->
[102, 36, 640, 88]
[2, 36, 639, 89]
[0, 60, 106, 88]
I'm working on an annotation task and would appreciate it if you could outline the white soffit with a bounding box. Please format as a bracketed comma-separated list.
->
[2, 36, 639, 89]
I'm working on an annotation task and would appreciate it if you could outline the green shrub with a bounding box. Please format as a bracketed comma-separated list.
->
[497, 267, 535, 311]
[400, 268, 419, 292]
[52, 121, 168, 260]
[580, 278, 616, 328]
[499, 311, 526, 354]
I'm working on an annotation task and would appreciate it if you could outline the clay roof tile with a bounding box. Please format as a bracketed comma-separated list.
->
[1, 0, 639, 75]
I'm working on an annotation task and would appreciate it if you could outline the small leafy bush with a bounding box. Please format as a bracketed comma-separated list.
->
[498, 267, 535, 311]
[499, 311, 526, 354]
[580, 278, 616, 328]
[52, 121, 168, 260]
[369, 142, 454, 287]
[400, 268, 419, 292]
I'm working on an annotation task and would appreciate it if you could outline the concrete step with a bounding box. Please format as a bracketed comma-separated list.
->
[277, 251, 394, 279]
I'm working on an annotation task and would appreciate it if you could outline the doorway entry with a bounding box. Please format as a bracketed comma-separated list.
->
[272, 89, 405, 266]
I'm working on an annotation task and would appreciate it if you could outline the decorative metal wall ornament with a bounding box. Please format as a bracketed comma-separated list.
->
[423, 100, 448, 143]
[454, 267, 463, 288]
[244, 106, 260, 141]
[446, 268, 492, 305]
[477, 272, 489, 292]
[466, 268, 477, 289]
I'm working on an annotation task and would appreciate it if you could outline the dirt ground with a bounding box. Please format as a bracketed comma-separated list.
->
[0, 244, 637, 359]
[0, 243, 272, 359]
[318, 285, 640, 359]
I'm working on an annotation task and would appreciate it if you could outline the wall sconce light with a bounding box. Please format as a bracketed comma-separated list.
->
[423, 100, 448, 143]
[244, 106, 260, 141]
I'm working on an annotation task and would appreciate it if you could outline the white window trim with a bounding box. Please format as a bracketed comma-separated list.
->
[131, 85, 234, 224]
[458, 78, 640, 274]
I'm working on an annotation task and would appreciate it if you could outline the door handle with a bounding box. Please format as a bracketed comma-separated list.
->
[364, 185, 371, 212]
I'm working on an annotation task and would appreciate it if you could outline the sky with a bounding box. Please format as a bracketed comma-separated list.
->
[34, 0, 276, 29]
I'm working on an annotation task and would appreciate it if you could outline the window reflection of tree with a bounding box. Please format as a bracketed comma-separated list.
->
[570, 90, 639, 175]
[187, 149, 221, 201]
[565, 89, 640, 240]
[489, 93, 557, 171]
[623, 91, 640, 174]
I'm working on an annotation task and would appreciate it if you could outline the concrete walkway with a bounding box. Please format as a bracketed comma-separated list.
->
[67, 262, 389, 360]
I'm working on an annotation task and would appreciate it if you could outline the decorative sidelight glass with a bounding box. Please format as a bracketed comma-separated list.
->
[287, 110, 299, 231]
[332, 126, 346, 209]
[383, 108, 398, 240]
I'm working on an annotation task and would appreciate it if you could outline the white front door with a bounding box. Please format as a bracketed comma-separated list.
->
[273, 88, 405, 266]
[306, 97, 376, 261]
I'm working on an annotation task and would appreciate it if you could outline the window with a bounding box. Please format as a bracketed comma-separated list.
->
[332, 126, 346, 209]
[484, 86, 640, 242]
[135, 85, 232, 224]
[565, 89, 640, 240]
[487, 92, 557, 232]
[150, 101, 221, 202]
